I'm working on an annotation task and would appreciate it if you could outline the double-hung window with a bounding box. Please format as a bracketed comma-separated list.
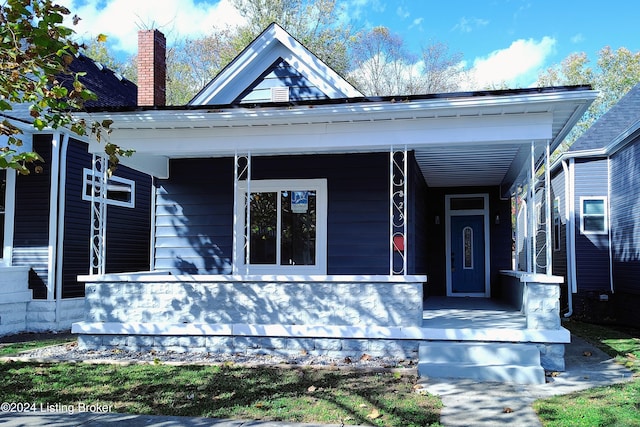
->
[236, 179, 327, 275]
[580, 197, 607, 235]
[82, 168, 135, 208]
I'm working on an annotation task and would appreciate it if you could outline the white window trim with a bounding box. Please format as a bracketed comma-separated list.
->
[235, 178, 327, 275]
[580, 196, 608, 235]
[82, 168, 135, 208]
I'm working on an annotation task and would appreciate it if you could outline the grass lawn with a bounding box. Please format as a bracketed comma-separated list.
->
[533, 320, 640, 427]
[0, 339, 442, 427]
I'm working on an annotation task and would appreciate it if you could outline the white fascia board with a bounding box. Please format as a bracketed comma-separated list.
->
[101, 112, 553, 158]
[89, 90, 594, 129]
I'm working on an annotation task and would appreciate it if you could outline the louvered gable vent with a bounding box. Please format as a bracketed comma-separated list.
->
[271, 86, 290, 102]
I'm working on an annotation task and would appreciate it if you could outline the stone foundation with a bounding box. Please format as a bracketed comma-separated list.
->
[73, 273, 426, 359]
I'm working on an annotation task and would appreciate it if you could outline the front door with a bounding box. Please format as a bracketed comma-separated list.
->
[446, 194, 490, 296]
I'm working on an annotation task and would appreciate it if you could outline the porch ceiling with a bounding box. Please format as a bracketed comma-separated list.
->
[415, 143, 523, 187]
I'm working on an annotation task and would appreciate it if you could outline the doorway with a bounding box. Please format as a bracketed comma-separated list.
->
[445, 194, 490, 297]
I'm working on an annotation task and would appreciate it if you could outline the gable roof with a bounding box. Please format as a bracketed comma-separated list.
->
[189, 23, 362, 105]
[569, 83, 640, 153]
[62, 54, 138, 108]
[1, 54, 137, 125]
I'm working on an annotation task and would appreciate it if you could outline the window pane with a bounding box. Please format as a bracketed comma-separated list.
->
[463, 226, 473, 269]
[584, 217, 605, 233]
[281, 190, 316, 266]
[451, 197, 484, 210]
[583, 199, 604, 215]
[248, 192, 277, 264]
[107, 182, 132, 203]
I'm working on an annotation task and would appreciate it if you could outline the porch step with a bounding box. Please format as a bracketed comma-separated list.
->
[418, 342, 546, 384]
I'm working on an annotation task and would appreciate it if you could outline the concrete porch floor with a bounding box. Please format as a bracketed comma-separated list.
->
[422, 296, 526, 329]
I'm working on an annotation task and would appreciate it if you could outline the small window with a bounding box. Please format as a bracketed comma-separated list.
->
[83, 168, 135, 208]
[450, 197, 484, 211]
[580, 197, 607, 234]
[553, 197, 561, 251]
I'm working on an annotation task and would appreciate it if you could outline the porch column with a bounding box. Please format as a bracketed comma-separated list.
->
[89, 154, 108, 275]
[390, 148, 408, 275]
[544, 140, 552, 276]
[528, 141, 536, 273]
[232, 152, 251, 275]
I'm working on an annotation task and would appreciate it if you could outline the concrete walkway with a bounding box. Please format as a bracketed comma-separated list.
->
[0, 335, 635, 427]
[420, 335, 636, 426]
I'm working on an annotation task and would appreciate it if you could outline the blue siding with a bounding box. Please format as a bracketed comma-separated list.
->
[61, 139, 152, 298]
[409, 152, 428, 276]
[573, 158, 611, 292]
[12, 135, 52, 299]
[610, 135, 640, 295]
[155, 158, 234, 274]
[61, 139, 91, 298]
[235, 58, 328, 104]
[550, 170, 567, 277]
[154, 153, 391, 275]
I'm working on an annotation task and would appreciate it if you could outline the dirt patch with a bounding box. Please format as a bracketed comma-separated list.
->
[0, 330, 73, 345]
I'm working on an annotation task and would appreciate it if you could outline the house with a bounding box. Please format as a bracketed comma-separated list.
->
[547, 83, 640, 327]
[0, 50, 153, 336]
[71, 24, 597, 384]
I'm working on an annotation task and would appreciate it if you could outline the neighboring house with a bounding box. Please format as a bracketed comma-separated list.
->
[0, 53, 152, 336]
[72, 24, 597, 384]
[547, 83, 640, 327]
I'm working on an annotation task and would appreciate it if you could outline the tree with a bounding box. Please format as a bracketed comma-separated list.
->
[166, 27, 239, 105]
[537, 47, 640, 150]
[348, 26, 464, 96]
[0, 0, 121, 174]
[348, 26, 413, 96]
[418, 41, 465, 94]
[232, 0, 351, 76]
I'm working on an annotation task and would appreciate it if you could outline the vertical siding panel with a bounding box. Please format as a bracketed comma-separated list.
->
[154, 154, 390, 275]
[62, 139, 152, 298]
[573, 158, 611, 292]
[551, 170, 567, 277]
[12, 135, 52, 299]
[409, 152, 428, 276]
[154, 158, 234, 274]
[610, 136, 640, 295]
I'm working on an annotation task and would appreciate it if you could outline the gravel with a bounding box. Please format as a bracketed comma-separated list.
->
[7, 341, 417, 370]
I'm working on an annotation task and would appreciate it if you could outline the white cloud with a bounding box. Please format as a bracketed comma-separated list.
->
[60, 0, 245, 57]
[571, 33, 585, 44]
[396, 6, 410, 19]
[463, 36, 556, 89]
[452, 17, 489, 33]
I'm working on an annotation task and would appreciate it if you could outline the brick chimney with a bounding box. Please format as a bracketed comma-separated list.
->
[137, 29, 166, 106]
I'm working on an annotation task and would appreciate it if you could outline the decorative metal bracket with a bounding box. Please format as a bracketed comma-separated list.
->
[89, 154, 108, 275]
[390, 149, 408, 275]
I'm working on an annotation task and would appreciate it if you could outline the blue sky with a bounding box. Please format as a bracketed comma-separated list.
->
[60, 0, 639, 89]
